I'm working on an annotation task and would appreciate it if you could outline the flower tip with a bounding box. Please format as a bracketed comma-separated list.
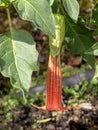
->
[32, 104, 71, 111]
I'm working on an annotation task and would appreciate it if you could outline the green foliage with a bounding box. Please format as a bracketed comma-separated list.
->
[31, 92, 45, 106]
[0, 29, 38, 92]
[0, 90, 45, 113]
[86, 42, 98, 55]
[89, 3, 98, 53]
[62, 0, 80, 22]
[51, 0, 59, 13]
[0, 0, 2, 4]
[0, 0, 5, 6]
[13, 0, 55, 38]
[91, 3, 98, 25]
[1, 0, 10, 6]
[63, 79, 98, 106]
[94, 63, 98, 79]
[0, 0, 14, 6]
[65, 16, 95, 66]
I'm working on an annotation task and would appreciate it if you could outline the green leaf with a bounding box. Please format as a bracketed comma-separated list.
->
[0, 29, 38, 92]
[85, 42, 98, 55]
[13, 0, 55, 37]
[65, 16, 95, 66]
[62, 0, 80, 22]
[91, 3, 98, 25]
[0, 0, 14, 6]
[51, 0, 59, 13]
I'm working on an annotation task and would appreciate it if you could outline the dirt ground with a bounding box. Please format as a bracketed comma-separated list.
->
[0, 96, 97, 130]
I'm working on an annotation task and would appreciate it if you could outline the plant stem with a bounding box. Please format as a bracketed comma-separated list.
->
[6, 7, 13, 37]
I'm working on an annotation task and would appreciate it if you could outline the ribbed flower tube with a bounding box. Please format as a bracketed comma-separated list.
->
[46, 54, 68, 110]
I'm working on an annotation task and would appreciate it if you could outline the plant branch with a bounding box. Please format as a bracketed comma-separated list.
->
[6, 7, 13, 37]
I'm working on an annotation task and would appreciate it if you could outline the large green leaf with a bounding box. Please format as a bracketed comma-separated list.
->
[62, 0, 79, 22]
[65, 16, 95, 66]
[13, 0, 55, 37]
[0, 29, 38, 92]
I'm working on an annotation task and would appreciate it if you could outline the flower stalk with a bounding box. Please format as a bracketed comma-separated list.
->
[6, 6, 13, 38]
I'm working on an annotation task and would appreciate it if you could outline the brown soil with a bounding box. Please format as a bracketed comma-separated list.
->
[0, 97, 97, 130]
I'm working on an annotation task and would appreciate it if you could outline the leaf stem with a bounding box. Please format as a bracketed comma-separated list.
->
[6, 7, 13, 37]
